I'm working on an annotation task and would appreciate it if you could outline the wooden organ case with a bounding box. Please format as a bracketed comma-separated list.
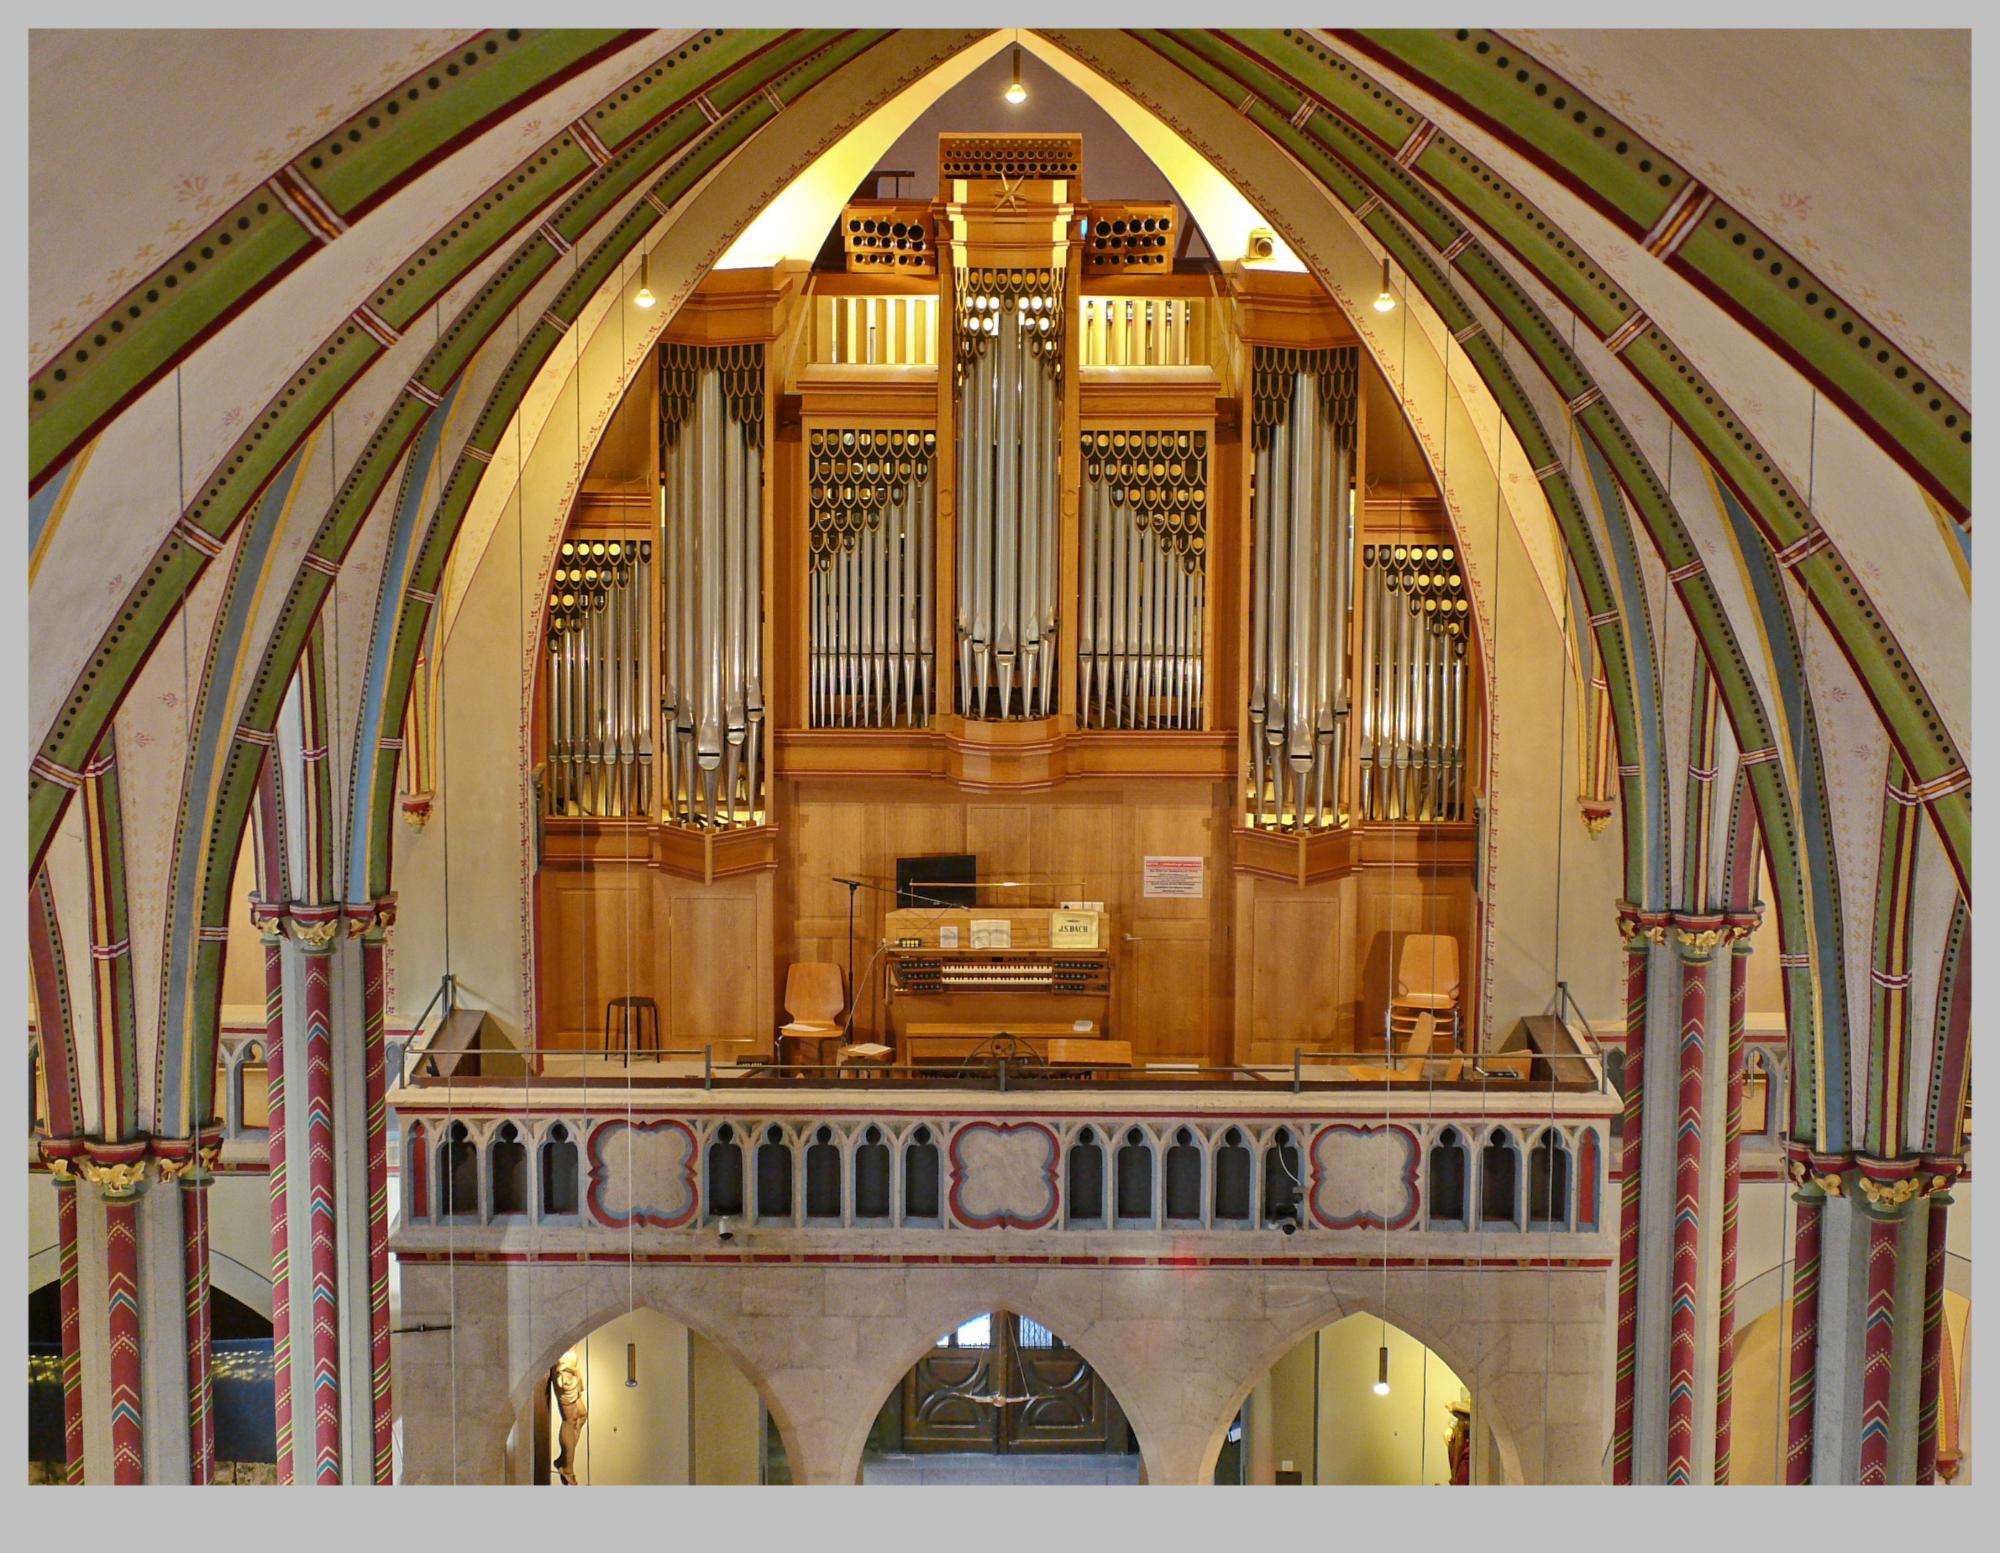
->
[531, 130, 1486, 1069]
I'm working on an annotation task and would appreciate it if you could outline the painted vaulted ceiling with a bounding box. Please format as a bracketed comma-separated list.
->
[25, 29, 1968, 1165]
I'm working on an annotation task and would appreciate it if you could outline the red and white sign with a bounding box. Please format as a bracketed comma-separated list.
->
[1142, 855, 1204, 899]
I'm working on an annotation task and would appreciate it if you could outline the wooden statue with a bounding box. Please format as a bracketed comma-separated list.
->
[551, 1353, 587, 1485]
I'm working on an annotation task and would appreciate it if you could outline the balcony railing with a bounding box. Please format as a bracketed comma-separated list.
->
[388, 1070, 1616, 1246]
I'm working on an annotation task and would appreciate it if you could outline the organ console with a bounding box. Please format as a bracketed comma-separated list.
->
[883, 906, 1114, 1063]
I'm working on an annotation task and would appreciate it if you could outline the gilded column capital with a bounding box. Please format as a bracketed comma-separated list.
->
[73, 1139, 154, 1200]
[346, 895, 398, 941]
[1615, 903, 1670, 947]
[1671, 915, 1728, 962]
[1723, 910, 1763, 951]
[1784, 1145, 1850, 1201]
[155, 1129, 223, 1186]
[282, 909, 344, 952]
[249, 896, 289, 945]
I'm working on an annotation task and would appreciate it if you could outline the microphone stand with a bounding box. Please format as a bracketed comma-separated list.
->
[828, 877, 973, 1048]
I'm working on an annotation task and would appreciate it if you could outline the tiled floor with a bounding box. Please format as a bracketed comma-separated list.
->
[861, 1451, 1142, 1486]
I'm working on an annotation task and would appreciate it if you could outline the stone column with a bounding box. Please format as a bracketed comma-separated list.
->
[1783, 1157, 1829, 1484]
[1856, 1180, 1912, 1484]
[159, 1131, 222, 1484]
[298, 912, 344, 1484]
[1915, 1172, 1955, 1483]
[255, 923, 298, 1482]
[1665, 919, 1719, 1482]
[261, 903, 391, 1483]
[1712, 918, 1755, 1482]
[361, 918, 395, 1483]
[45, 1148, 87, 1483]
[1609, 908, 1658, 1484]
[66, 1141, 166, 1482]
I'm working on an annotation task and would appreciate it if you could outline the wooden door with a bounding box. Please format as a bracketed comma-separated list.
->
[901, 1314, 1124, 1454]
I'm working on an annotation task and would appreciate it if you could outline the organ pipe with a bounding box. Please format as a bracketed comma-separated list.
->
[1079, 429, 1207, 729]
[1247, 347, 1357, 831]
[660, 343, 767, 829]
[1356, 543, 1470, 822]
[953, 267, 1065, 720]
[808, 427, 938, 728]
[544, 539, 653, 818]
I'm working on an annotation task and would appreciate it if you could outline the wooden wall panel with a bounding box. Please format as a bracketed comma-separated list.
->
[534, 866, 774, 1056]
[536, 868, 654, 1050]
[780, 777, 1227, 1061]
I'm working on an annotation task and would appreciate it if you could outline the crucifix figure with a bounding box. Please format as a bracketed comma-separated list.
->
[551, 1353, 588, 1485]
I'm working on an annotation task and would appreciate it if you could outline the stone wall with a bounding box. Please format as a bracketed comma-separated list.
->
[395, 1258, 1609, 1485]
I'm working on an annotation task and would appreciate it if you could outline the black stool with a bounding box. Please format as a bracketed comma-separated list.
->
[603, 997, 661, 1065]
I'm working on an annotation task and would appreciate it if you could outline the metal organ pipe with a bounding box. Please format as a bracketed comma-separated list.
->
[953, 268, 1064, 719]
[543, 538, 653, 818]
[1078, 429, 1207, 730]
[1355, 543, 1470, 823]
[659, 343, 767, 829]
[808, 428, 938, 728]
[1246, 348, 1358, 831]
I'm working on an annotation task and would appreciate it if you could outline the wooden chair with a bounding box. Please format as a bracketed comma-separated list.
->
[1389, 934, 1461, 1050]
[1348, 1012, 1437, 1084]
[837, 1042, 894, 1078]
[780, 962, 847, 1075]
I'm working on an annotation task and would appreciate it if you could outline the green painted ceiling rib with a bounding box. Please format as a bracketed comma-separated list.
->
[1124, 26, 1832, 1141]
[1331, 28, 1970, 521]
[1862, 756, 1916, 1159]
[28, 29, 837, 886]
[27, 29, 727, 489]
[1194, 27, 1967, 910]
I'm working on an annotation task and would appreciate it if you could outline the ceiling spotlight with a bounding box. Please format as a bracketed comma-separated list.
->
[634, 251, 657, 310]
[1373, 254, 1396, 314]
[1372, 1343, 1392, 1395]
[1005, 37, 1027, 105]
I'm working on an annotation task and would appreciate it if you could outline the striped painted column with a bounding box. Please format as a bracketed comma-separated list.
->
[53, 1171, 85, 1483]
[1857, 1194, 1906, 1484]
[1783, 1166, 1827, 1483]
[1915, 1183, 1953, 1483]
[104, 1187, 144, 1483]
[1665, 925, 1716, 1483]
[362, 920, 395, 1483]
[1713, 928, 1753, 1482]
[298, 922, 344, 1484]
[172, 1141, 217, 1485]
[260, 931, 296, 1483]
[1610, 917, 1654, 1484]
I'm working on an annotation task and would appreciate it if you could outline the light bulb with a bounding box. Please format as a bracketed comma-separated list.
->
[1373, 254, 1397, 314]
[635, 253, 656, 310]
[1006, 44, 1026, 105]
[634, 285, 657, 310]
[1372, 1344, 1391, 1395]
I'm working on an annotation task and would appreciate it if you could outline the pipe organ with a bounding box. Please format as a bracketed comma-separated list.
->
[544, 539, 654, 818]
[1079, 429, 1207, 729]
[1356, 543, 1471, 822]
[952, 266, 1066, 720]
[808, 428, 938, 728]
[659, 343, 767, 829]
[1246, 347, 1358, 832]
[533, 127, 1485, 1065]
